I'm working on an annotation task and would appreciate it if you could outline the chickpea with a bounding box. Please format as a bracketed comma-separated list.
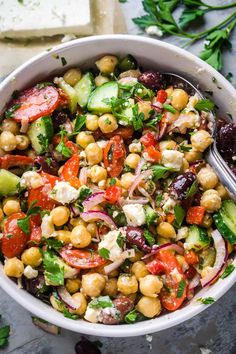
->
[0, 131, 17, 151]
[201, 213, 213, 228]
[171, 89, 189, 110]
[181, 158, 189, 172]
[129, 250, 143, 263]
[50, 206, 70, 226]
[85, 143, 103, 165]
[82, 273, 106, 297]
[95, 74, 109, 87]
[85, 114, 99, 131]
[197, 166, 218, 190]
[131, 261, 149, 280]
[0, 208, 4, 222]
[0, 148, 4, 157]
[70, 217, 86, 227]
[136, 296, 161, 318]
[120, 172, 135, 189]
[157, 222, 176, 239]
[139, 275, 163, 297]
[27, 149, 37, 159]
[191, 130, 213, 152]
[137, 101, 152, 120]
[216, 183, 229, 200]
[159, 140, 177, 152]
[70, 293, 87, 315]
[86, 222, 97, 237]
[184, 150, 202, 163]
[71, 225, 92, 248]
[200, 189, 221, 212]
[125, 153, 141, 170]
[21, 247, 42, 267]
[165, 86, 173, 97]
[63, 68, 82, 86]
[4, 257, 24, 278]
[16, 135, 30, 150]
[50, 294, 64, 312]
[158, 236, 171, 245]
[56, 230, 71, 244]
[103, 278, 118, 297]
[1, 118, 19, 134]
[95, 55, 118, 74]
[89, 165, 107, 183]
[76, 131, 95, 149]
[3, 198, 20, 216]
[98, 114, 118, 134]
[66, 278, 81, 294]
[117, 274, 138, 295]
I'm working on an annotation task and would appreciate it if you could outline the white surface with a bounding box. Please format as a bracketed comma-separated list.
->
[0, 35, 236, 338]
[0, 0, 93, 38]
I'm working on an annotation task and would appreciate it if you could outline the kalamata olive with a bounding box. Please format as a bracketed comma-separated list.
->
[75, 337, 101, 354]
[101, 296, 134, 325]
[125, 226, 151, 252]
[170, 171, 196, 200]
[34, 156, 59, 176]
[21, 273, 51, 303]
[138, 71, 163, 91]
[52, 110, 70, 132]
[217, 123, 236, 160]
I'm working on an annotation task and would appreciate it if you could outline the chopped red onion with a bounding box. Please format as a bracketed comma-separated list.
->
[64, 119, 73, 134]
[129, 169, 152, 197]
[79, 167, 88, 185]
[142, 242, 184, 260]
[135, 158, 145, 176]
[82, 192, 105, 211]
[138, 186, 155, 209]
[200, 230, 228, 287]
[70, 205, 80, 217]
[151, 101, 163, 110]
[189, 273, 200, 290]
[80, 210, 117, 230]
[57, 286, 81, 310]
[119, 197, 149, 206]
[104, 249, 135, 274]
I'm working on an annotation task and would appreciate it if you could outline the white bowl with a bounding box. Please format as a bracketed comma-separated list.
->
[0, 35, 236, 337]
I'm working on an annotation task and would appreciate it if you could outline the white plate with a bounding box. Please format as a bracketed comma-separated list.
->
[0, 35, 236, 337]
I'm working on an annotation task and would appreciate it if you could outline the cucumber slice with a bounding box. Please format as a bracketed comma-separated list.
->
[0, 169, 20, 196]
[56, 77, 77, 113]
[119, 98, 135, 126]
[28, 116, 53, 155]
[74, 72, 94, 108]
[87, 81, 118, 114]
[196, 247, 216, 272]
[185, 225, 210, 250]
[221, 200, 236, 224]
[214, 212, 236, 244]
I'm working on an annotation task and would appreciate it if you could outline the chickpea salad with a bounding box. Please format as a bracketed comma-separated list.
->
[0, 53, 235, 326]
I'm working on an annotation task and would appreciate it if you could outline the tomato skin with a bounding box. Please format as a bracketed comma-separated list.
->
[60, 154, 80, 188]
[105, 126, 134, 140]
[105, 186, 123, 204]
[146, 145, 161, 162]
[10, 85, 59, 123]
[28, 226, 42, 247]
[156, 89, 167, 104]
[140, 132, 156, 147]
[60, 249, 106, 269]
[146, 259, 165, 275]
[184, 250, 199, 265]
[0, 155, 33, 169]
[65, 141, 80, 154]
[186, 206, 205, 225]
[2, 212, 29, 258]
[103, 135, 126, 177]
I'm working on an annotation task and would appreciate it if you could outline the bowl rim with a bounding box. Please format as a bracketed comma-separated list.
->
[0, 34, 236, 337]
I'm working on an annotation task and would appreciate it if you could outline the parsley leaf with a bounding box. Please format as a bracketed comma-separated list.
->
[45, 238, 63, 252]
[143, 229, 155, 246]
[179, 8, 205, 29]
[125, 310, 146, 324]
[221, 264, 235, 279]
[194, 99, 214, 112]
[144, 205, 158, 226]
[132, 104, 145, 131]
[197, 297, 215, 305]
[36, 82, 54, 90]
[89, 296, 113, 309]
[163, 104, 176, 113]
[17, 200, 41, 235]
[116, 232, 125, 249]
[63, 309, 79, 320]
[186, 180, 198, 198]
[173, 204, 185, 229]
[5, 104, 21, 118]
[56, 129, 72, 158]
[109, 177, 117, 186]
[61, 57, 67, 66]
[177, 279, 186, 298]
[145, 114, 162, 130]
[152, 164, 171, 181]
[98, 248, 110, 260]
[42, 250, 64, 286]
[0, 325, 10, 348]
[73, 114, 86, 133]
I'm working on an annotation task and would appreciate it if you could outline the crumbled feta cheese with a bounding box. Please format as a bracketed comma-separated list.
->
[41, 214, 55, 238]
[98, 230, 125, 261]
[20, 171, 44, 189]
[170, 268, 183, 282]
[97, 140, 108, 149]
[186, 94, 200, 109]
[145, 25, 163, 37]
[176, 226, 189, 241]
[24, 265, 38, 279]
[84, 307, 102, 323]
[123, 204, 146, 226]
[173, 111, 200, 134]
[161, 150, 184, 171]
[163, 197, 176, 213]
[129, 142, 142, 153]
[102, 307, 120, 319]
[50, 181, 80, 204]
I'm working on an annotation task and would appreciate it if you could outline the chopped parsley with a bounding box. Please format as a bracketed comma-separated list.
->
[143, 229, 155, 246]
[116, 232, 125, 249]
[144, 205, 158, 226]
[173, 204, 185, 229]
[132, 103, 145, 131]
[145, 114, 162, 130]
[98, 248, 110, 260]
[197, 297, 215, 305]
[89, 296, 113, 309]
[11, 90, 20, 99]
[163, 104, 176, 113]
[152, 164, 171, 181]
[194, 99, 214, 112]
[221, 264, 235, 279]
[0, 324, 10, 348]
[124, 310, 146, 324]
[17, 200, 41, 235]
[109, 177, 117, 186]
[61, 57, 67, 66]
[5, 104, 21, 118]
[42, 250, 64, 286]
[73, 114, 86, 133]
[45, 238, 63, 252]
[176, 279, 186, 298]
[185, 180, 198, 198]
[56, 129, 72, 158]
[36, 82, 54, 90]
[38, 133, 49, 153]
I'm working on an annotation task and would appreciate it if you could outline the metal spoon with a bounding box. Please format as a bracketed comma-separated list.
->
[162, 72, 236, 200]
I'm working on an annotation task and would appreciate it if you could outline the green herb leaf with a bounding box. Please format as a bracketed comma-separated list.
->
[152, 164, 171, 181]
[197, 297, 215, 305]
[143, 229, 155, 246]
[98, 248, 110, 260]
[78, 186, 92, 203]
[124, 310, 146, 324]
[156, 194, 163, 207]
[109, 177, 117, 186]
[0, 325, 10, 348]
[5, 104, 21, 118]
[180, 145, 192, 152]
[63, 309, 79, 320]
[27, 200, 41, 216]
[221, 264, 235, 279]
[177, 279, 186, 298]
[61, 57, 67, 66]
[38, 133, 49, 153]
[116, 232, 125, 249]
[56, 129, 72, 158]
[194, 99, 214, 112]
[45, 238, 63, 252]
[145, 114, 162, 129]
[186, 180, 198, 198]
[173, 204, 185, 229]
[89, 296, 113, 309]
[42, 250, 64, 286]
[144, 205, 158, 226]
[179, 8, 205, 29]
[132, 103, 145, 131]
[163, 104, 176, 113]
[74, 114, 86, 133]
[36, 82, 54, 90]
[17, 215, 31, 235]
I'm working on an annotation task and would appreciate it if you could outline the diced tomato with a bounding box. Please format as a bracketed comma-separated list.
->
[140, 131, 156, 147]
[146, 259, 165, 275]
[2, 212, 29, 258]
[184, 250, 199, 265]
[103, 135, 126, 177]
[28, 226, 42, 247]
[146, 145, 161, 162]
[65, 141, 80, 154]
[105, 185, 123, 204]
[105, 126, 134, 140]
[158, 250, 183, 274]
[0, 155, 33, 169]
[166, 213, 175, 224]
[10, 85, 59, 123]
[158, 114, 167, 140]
[185, 266, 197, 279]
[60, 154, 80, 188]
[156, 89, 167, 104]
[52, 134, 68, 146]
[186, 206, 205, 225]
[60, 249, 106, 269]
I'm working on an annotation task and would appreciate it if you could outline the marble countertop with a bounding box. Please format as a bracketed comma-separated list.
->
[1, 1, 236, 353]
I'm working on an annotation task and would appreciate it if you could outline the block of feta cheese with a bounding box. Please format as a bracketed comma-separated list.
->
[0, 0, 93, 39]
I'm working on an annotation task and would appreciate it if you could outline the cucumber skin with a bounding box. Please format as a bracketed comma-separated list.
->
[0, 169, 20, 197]
[28, 116, 53, 155]
[74, 72, 94, 108]
[57, 77, 77, 113]
[213, 212, 236, 244]
[185, 225, 210, 250]
[87, 82, 119, 114]
[222, 200, 236, 224]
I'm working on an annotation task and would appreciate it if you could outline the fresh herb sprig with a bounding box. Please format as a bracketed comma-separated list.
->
[17, 200, 41, 235]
